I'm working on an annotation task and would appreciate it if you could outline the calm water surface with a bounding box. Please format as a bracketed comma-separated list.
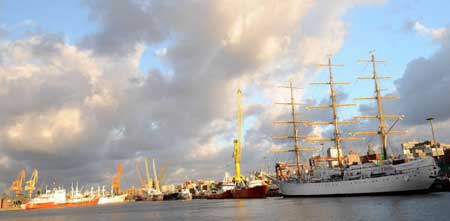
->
[1, 192, 449, 221]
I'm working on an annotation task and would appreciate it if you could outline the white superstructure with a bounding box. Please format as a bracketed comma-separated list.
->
[280, 157, 438, 196]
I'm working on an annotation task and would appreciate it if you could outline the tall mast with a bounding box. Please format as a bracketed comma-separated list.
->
[272, 81, 318, 177]
[352, 52, 405, 159]
[307, 56, 360, 168]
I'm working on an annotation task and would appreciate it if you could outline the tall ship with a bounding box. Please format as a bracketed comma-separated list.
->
[208, 90, 268, 199]
[273, 53, 438, 196]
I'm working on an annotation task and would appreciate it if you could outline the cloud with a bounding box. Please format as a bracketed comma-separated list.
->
[392, 23, 450, 125]
[410, 21, 450, 45]
[0, 0, 390, 189]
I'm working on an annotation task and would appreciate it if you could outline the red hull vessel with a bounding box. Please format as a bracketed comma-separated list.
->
[207, 191, 232, 199]
[208, 185, 268, 199]
[64, 198, 99, 207]
[230, 185, 268, 199]
[22, 201, 56, 210]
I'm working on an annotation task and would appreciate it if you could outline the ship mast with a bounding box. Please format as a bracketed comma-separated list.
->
[351, 52, 405, 159]
[306, 56, 361, 168]
[272, 81, 318, 177]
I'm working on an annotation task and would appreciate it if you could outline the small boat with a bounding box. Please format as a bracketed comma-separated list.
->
[178, 188, 192, 200]
[147, 188, 164, 201]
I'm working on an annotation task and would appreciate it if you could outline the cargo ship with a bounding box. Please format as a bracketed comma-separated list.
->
[65, 185, 99, 207]
[21, 188, 66, 210]
[272, 53, 438, 196]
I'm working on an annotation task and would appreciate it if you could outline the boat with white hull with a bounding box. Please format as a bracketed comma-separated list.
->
[280, 157, 438, 196]
[98, 194, 127, 205]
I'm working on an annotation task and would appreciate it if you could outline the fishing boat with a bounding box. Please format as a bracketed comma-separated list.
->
[272, 53, 438, 196]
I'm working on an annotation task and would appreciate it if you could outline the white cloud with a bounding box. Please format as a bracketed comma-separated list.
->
[412, 21, 450, 45]
[0, 0, 392, 185]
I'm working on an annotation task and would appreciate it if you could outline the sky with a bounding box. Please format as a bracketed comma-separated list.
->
[0, 0, 449, 190]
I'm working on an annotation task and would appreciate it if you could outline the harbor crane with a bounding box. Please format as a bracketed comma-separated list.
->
[134, 161, 146, 188]
[9, 169, 26, 197]
[112, 163, 123, 195]
[24, 169, 38, 198]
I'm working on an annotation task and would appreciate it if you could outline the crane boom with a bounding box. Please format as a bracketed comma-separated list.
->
[144, 158, 153, 189]
[152, 159, 160, 192]
[134, 161, 146, 188]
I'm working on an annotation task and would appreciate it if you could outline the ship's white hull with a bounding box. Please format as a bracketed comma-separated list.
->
[98, 194, 127, 204]
[280, 157, 437, 196]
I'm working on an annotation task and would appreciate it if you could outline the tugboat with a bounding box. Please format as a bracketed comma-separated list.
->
[272, 54, 438, 196]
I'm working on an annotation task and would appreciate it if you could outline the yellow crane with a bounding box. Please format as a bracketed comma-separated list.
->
[9, 169, 26, 197]
[144, 158, 153, 189]
[233, 89, 244, 184]
[24, 169, 38, 198]
[152, 159, 160, 192]
[134, 161, 146, 188]
[112, 163, 123, 195]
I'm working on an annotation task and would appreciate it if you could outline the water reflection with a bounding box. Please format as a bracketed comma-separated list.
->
[0, 193, 449, 221]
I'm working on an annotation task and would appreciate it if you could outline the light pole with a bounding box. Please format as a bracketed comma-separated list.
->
[426, 117, 437, 146]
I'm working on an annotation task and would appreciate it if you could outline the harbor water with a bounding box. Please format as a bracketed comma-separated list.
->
[1, 192, 449, 221]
